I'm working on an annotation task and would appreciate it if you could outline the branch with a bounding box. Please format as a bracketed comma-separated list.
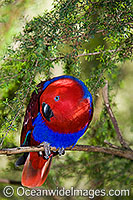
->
[0, 179, 21, 185]
[4, 49, 121, 64]
[0, 144, 133, 160]
[104, 140, 119, 149]
[46, 49, 121, 62]
[77, 49, 121, 58]
[102, 80, 131, 150]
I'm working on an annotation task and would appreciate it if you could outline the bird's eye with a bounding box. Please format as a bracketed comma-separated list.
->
[54, 96, 60, 101]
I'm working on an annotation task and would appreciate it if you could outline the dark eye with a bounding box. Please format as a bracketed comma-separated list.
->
[54, 96, 60, 101]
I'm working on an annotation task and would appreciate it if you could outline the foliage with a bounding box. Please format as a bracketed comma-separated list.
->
[0, 0, 34, 55]
[0, 0, 133, 199]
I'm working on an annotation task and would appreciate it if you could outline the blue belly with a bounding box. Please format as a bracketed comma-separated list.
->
[32, 112, 87, 148]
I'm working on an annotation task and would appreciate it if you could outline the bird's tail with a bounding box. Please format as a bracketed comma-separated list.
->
[21, 152, 53, 188]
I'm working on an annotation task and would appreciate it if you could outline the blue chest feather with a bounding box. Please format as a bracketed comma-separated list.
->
[32, 112, 88, 148]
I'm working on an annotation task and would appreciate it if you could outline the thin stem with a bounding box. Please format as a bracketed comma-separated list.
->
[102, 80, 131, 150]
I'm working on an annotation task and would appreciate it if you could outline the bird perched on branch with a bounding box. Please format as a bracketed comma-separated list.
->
[16, 75, 93, 187]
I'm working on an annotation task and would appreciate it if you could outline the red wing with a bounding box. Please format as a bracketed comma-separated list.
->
[20, 81, 45, 146]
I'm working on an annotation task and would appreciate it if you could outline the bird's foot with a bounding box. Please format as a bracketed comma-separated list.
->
[42, 142, 51, 159]
[58, 147, 65, 156]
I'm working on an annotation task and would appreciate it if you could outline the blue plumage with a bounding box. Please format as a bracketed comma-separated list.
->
[19, 75, 93, 188]
[32, 112, 88, 148]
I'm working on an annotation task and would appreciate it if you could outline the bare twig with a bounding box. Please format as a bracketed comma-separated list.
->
[0, 179, 21, 185]
[77, 49, 121, 58]
[102, 80, 131, 150]
[104, 140, 119, 149]
[3, 48, 122, 64]
[45, 48, 121, 62]
[0, 144, 133, 160]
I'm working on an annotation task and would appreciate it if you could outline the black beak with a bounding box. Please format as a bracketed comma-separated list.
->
[42, 102, 54, 121]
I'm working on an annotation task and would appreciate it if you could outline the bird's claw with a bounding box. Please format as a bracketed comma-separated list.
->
[42, 142, 51, 159]
[58, 147, 65, 156]
[40, 143, 65, 158]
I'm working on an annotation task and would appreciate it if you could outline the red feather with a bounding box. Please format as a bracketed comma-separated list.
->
[20, 81, 45, 146]
[21, 152, 53, 188]
[18, 76, 93, 188]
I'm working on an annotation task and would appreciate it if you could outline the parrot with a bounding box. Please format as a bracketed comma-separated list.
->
[16, 75, 93, 188]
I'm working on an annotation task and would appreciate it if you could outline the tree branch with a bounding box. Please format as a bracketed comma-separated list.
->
[0, 144, 133, 160]
[77, 49, 121, 58]
[0, 179, 21, 185]
[46, 49, 121, 62]
[4, 48, 122, 64]
[102, 80, 131, 150]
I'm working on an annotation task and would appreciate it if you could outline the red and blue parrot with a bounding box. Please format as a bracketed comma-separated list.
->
[16, 75, 93, 188]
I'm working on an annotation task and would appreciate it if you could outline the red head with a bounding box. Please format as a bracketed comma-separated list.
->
[40, 77, 92, 134]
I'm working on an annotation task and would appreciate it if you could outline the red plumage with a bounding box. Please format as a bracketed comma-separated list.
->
[17, 76, 93, 188]
[22, 152, 53, 188]
[20, 81, 45, 146]
[39, 78, 91, 133]
[19, 81, 53, 187]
